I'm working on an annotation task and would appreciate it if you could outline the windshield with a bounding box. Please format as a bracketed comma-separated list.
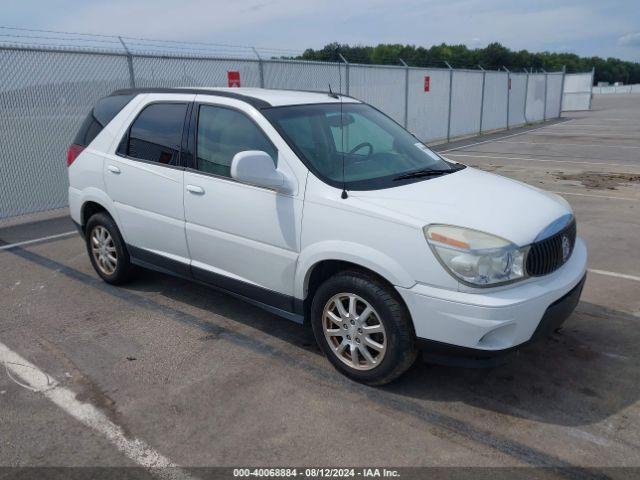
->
[263, 102, 463, 190]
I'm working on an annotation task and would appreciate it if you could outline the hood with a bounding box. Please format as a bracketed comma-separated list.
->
[349, 167, 572, 246]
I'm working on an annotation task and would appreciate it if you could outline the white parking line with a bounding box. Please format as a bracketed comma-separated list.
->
[588, 269, 640, 283]
[566, 117, 634, 121]
[438, 120, 573, 153]
[444, 153, 637, 168]
[0, 231, 77, 251]
[0, 341, 194, 480]
[495, 140, 640, 149]
[530, 132, 639, 138]
[549, 123, 640, 129]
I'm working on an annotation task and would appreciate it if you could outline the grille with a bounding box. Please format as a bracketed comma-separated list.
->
[526, 220, 577, 276]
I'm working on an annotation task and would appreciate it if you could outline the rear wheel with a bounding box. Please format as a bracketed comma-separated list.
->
[311, 270, 417, 385]
[85, 212, 136, 285]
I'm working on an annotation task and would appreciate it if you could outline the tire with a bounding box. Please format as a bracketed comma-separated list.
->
[311, 270, 417, 385]
[85, 212, 136, 285]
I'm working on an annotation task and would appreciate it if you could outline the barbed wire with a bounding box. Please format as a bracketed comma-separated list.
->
[0, 26, 305, 59]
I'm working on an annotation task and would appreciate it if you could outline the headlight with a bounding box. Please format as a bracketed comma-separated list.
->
[424, 225, 527, 287]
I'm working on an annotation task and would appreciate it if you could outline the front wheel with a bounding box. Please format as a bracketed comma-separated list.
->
[311, 270, 417, 385]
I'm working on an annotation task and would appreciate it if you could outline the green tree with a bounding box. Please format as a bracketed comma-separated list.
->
[298, 42, 639, 84]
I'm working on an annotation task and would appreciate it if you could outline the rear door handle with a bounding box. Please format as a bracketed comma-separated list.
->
[107, 165, 121, 174]
[186, 184, 205, 194]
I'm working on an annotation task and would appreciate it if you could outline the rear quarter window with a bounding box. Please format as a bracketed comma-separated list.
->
[74, 94, 136, 146]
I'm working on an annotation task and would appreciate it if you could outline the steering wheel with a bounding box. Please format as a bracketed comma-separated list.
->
[348, 142, 374, 156]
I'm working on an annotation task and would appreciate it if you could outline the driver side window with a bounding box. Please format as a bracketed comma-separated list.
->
[328, 112, 395, 155]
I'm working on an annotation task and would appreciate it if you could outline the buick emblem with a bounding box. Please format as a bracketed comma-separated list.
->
[561, 235, 571, 262]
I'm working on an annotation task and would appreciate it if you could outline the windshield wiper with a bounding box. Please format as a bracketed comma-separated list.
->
[393, 168, 456, 181]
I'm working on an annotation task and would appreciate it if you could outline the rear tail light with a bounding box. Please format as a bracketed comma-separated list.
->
[66, 144, 85, 167]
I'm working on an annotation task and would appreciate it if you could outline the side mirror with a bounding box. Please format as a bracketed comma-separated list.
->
[231, 150, 286, 191]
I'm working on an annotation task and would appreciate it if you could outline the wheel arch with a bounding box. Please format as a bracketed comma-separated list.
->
[77, 189, 123, 239]
[295, 242, 416, 317]
[81, 201, 109, 229]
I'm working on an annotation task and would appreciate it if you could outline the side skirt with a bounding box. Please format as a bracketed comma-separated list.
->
[127, 244, 304, 324]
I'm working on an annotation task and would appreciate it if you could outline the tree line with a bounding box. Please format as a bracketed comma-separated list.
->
[297, 42, 640, 85]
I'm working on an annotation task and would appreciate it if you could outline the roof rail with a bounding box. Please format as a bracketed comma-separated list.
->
[110, 87, 272, 109]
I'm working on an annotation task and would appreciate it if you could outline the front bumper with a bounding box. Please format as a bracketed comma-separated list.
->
[396, 237, 587, 365]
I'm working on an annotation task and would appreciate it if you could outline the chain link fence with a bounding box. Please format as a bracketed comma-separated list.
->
[592, 84, 640, 94]
[562, 72, 595, 111]
[1, 30, 573, 219]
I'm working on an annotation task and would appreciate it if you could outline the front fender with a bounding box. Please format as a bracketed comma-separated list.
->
[294, 240, 416, 299]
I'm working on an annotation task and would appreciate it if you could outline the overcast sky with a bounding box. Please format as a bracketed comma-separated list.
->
[3, 0, 639, 61]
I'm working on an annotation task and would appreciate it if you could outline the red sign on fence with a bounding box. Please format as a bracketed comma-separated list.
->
[424, 76, 430, 92]
[227, 71, 241, 88]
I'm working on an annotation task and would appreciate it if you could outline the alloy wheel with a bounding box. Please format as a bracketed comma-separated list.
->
[90, 225, 117, 275]
[322, 293, 387, 370]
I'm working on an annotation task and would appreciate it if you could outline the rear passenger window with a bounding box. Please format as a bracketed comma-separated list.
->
[196, 105, 276, 178]
[121, 103, 187, 165]
[74, 93, 135, 146]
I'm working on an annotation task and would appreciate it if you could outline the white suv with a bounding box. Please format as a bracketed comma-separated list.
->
[67, 87, 587, 384]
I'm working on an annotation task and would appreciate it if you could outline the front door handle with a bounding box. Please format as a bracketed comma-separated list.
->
[186, 184, 205, 194]
[107, 165, 121, 174]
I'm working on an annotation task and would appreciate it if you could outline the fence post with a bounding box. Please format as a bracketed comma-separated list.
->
[252, 47, 264, 88]
[503, 66, 510, 129]
[478, 65, 486, 134]
[338, 53, 349, 96]
[445, 61, 453, 142]
[588, 66, 595, 110]
[524, 68, 530, 123]
[542, 68, 548, 120]
[399, 58, 410, 128]
[118, 36, 135, 88]
[559, 65, 566, 116]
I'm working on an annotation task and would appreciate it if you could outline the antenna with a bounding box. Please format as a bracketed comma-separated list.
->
[337, 59, 348, 199]
[340, 93, 347, 199]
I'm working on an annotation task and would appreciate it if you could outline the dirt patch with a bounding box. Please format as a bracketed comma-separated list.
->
[37, 337, 131, 437]
[471, 163, 502, 172]
[555, 172, 640, 190]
